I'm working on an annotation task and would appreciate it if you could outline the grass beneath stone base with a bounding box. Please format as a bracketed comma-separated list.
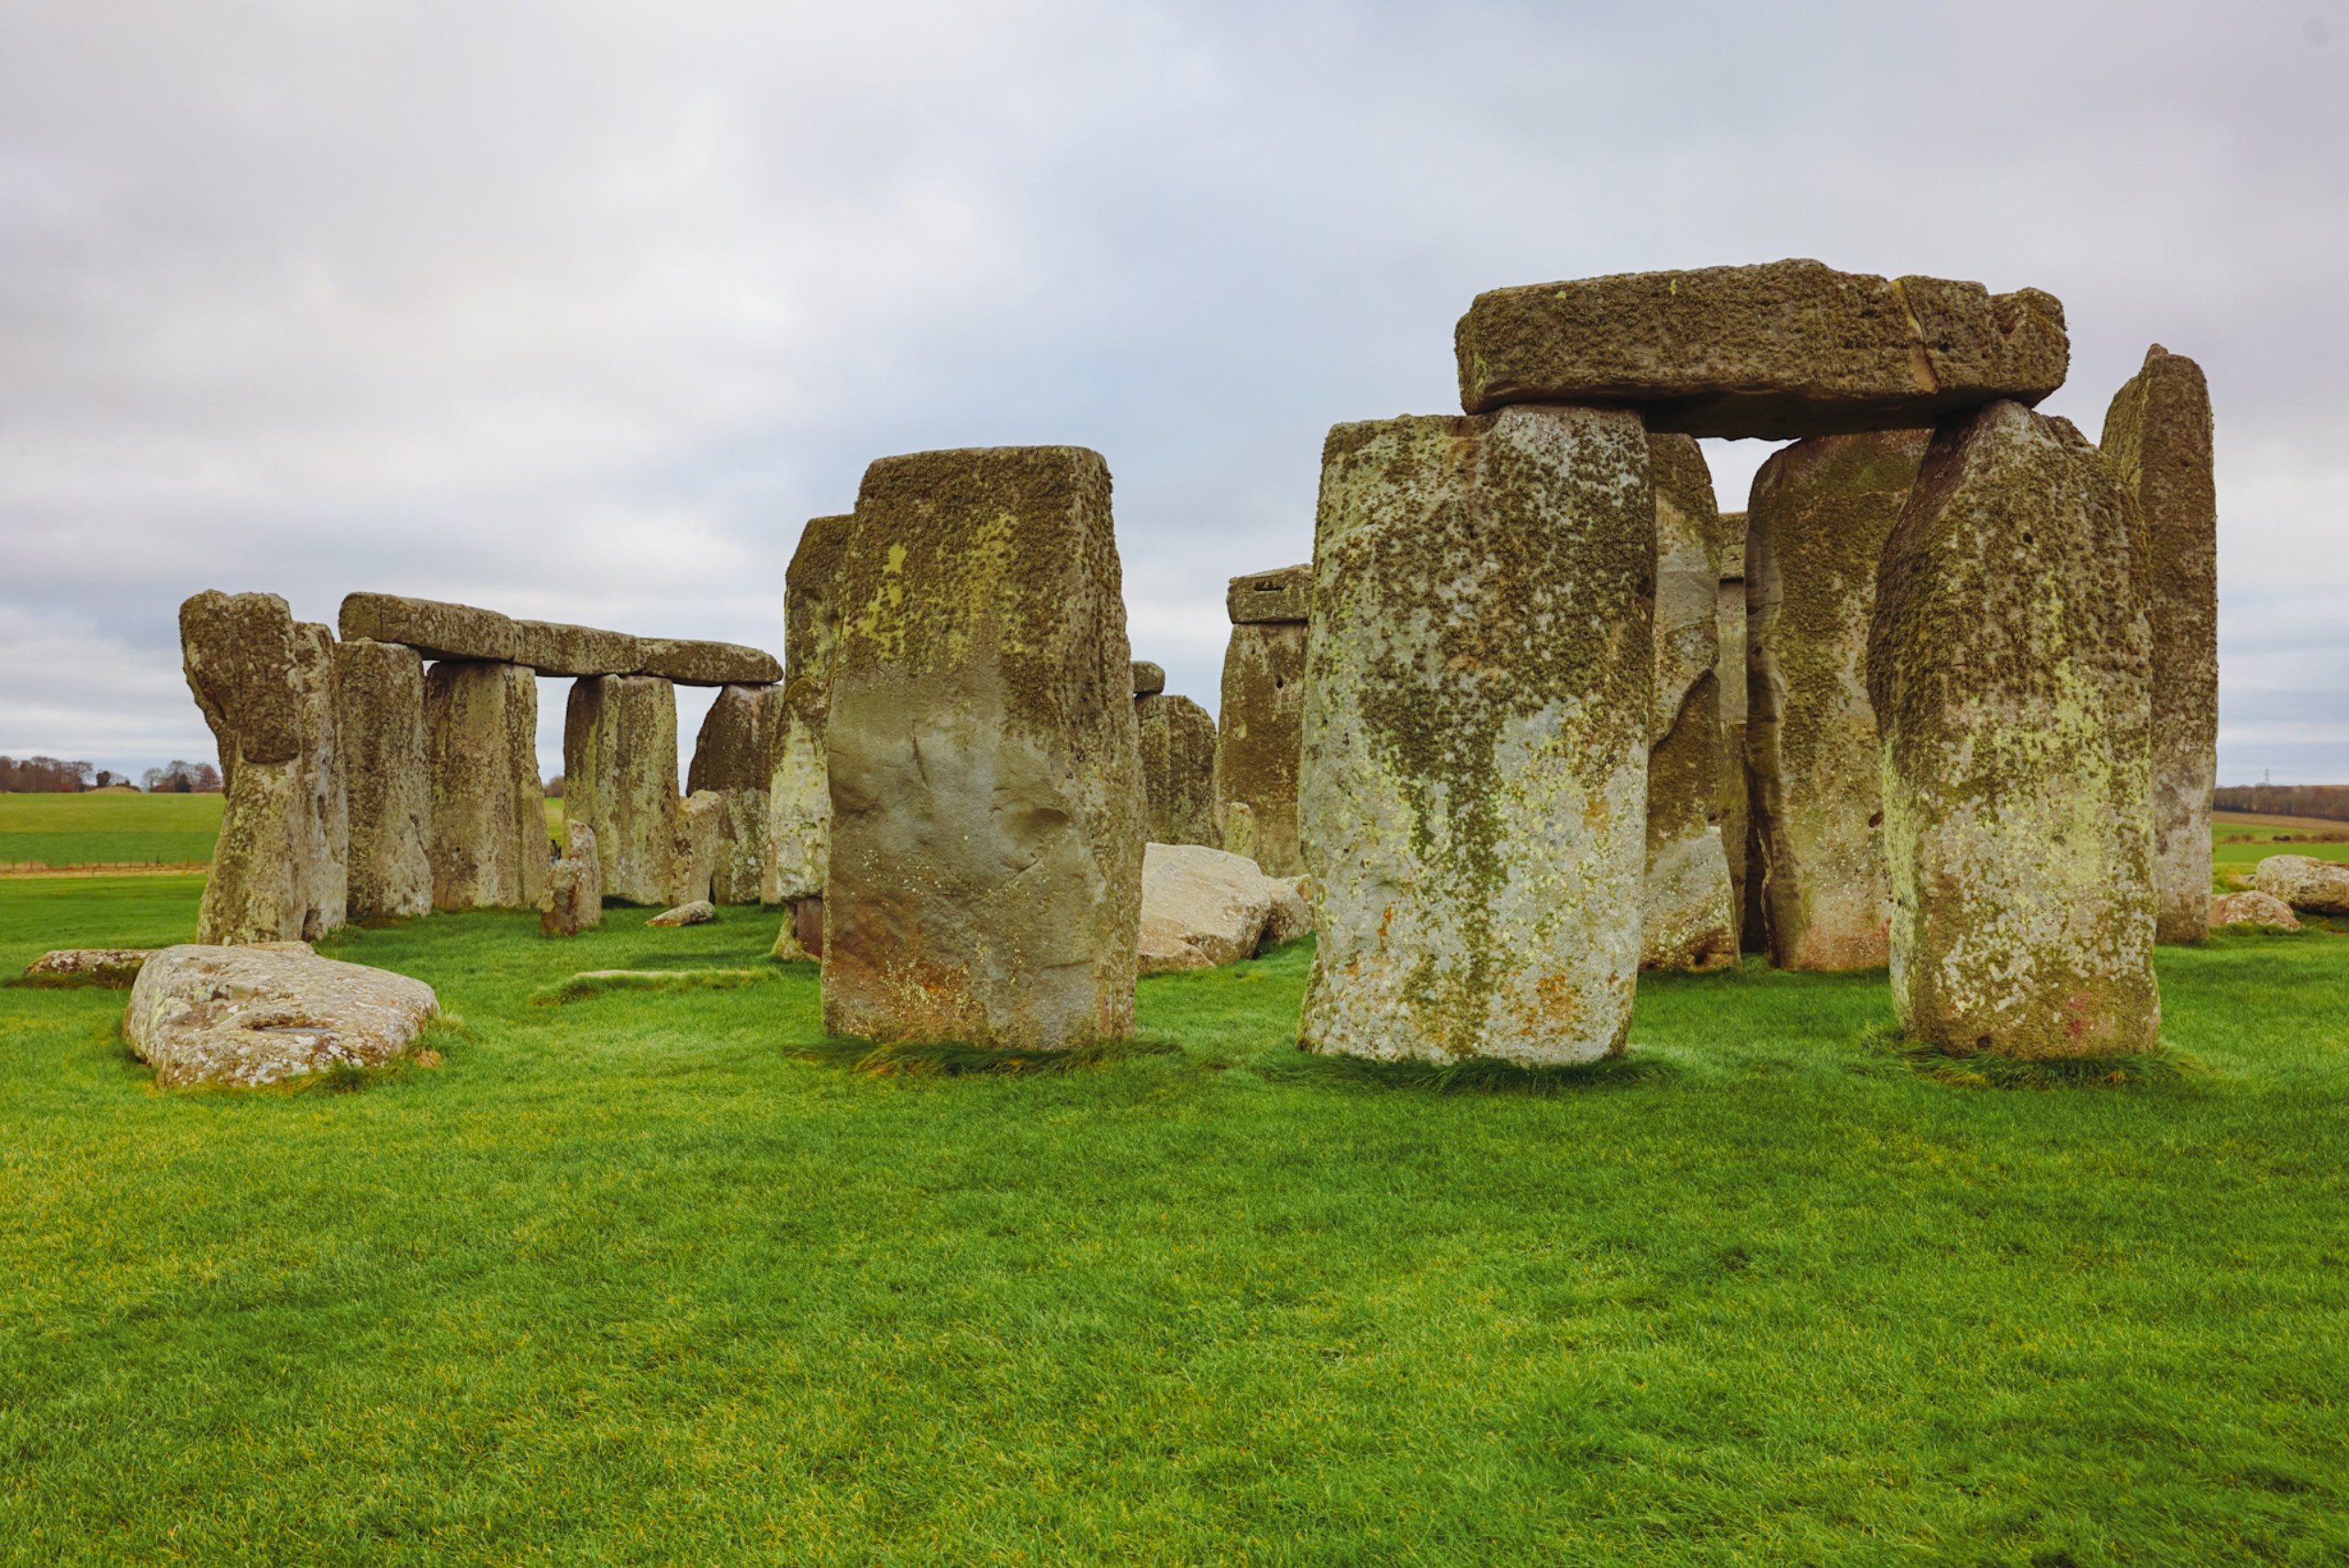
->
[3, 876, 2347, 1564]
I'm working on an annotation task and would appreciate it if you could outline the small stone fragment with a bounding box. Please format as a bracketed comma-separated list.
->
[19, 949, 150, 987]
[1869, 400, 2157, 1058]
[2210, 890, 2302, 930]
[1138, 692, 1219, 848]
[2250, 854, 2349, 916]
[425, 661, 549, 911]
[563, 674, 679, 905]
[647, 898, 716, 928]
[1299, 405, 1653, 1065]
[540, 821, 603, 936]
[337, 637, 431, 920]
[123, 943, 439, 1088]
[1456, 260, 2069, 438]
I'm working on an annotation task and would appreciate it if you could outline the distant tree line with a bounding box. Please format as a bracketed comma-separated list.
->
[2214, 784, 2349, 823]
[141, 761, 224, 794]
[0, 756, 223, 793]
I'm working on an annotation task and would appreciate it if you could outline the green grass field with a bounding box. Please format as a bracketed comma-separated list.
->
[0, 791, 223, 868]
[4, 869, 2346, 1563]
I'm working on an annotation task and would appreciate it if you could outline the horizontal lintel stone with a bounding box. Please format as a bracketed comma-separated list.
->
[339, 593, 778, 685]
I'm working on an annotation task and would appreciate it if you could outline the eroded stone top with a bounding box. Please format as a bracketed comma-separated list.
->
[1454, 259, 2067, 439]
[1131, 660, 1166, 695]
[340, 592, 778, 685]
[1226, 563, 1311, 624]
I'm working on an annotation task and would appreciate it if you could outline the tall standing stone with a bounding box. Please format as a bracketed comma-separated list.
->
[688, 683, 778, 904]
[822, 447, 1144, 1050]
[1642, 435, 1738, 971]
[563, 674, 678, 905]
[1138, 688, 1219, 849]
[425, 662, 548, 911]
[2101, 346, 2218, 944]
[337, 637, 431, 920]
[1717, 522, 1756, 951]
[1299, 405, 1653, 1065]
[1215, 564, 1309, 875]
[769, 515, 852, 958]
[1744, 429, 1928, 970]
[182, 592, 348, 944]
[1869, 400, 2158, 1057]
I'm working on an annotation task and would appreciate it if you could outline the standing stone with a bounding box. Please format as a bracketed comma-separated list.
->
[688, 683, 778, 904]
[1215, 564, 1309, 876]
[1717, 522, 1756, 951]
[1869, 400, 2158, 1057]
[424, 662, 548, 911]
[563, 674, 679, 905]
[337, 637, 431, 920]
[1642, 435, 1738, 971]
[1745, 429, 1929, 970]
[181, 592, 347, 944]
[1299, 405, 1653, 1065]
[1138, 691, 1219, 849]
[670, 789, 727, 907]
[540, 821, 603, 936]
[2101, 346, 2218, 944]
[768, 515, 852, 959]
[822, 447, 1142, 1050]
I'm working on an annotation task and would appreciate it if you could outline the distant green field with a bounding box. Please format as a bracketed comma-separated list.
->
[2210, 818, 2349, 876]
[0, 792, 223, 868]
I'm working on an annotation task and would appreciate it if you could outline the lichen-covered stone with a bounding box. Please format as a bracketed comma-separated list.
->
[1299, 405, 1653, 1065]
[1642, 435, 1737, 971]
[2101, 346, 2218, 944]
[2250, 854, 2349, 916]
[1456, 260, 2068, 439]
[1130, 660, 1165, 695]
[767, 515, 853, 957]
[340, 591, 779, 684]
[821, 447, 1142, 1050]
[124, 942, 438, 1088]
[182, 593, 347, 944]
[19, 949, 150, 987]
[2210, 889, 2300, 930]
[688, 683, 780, 904]
[337, 637, 430, 920]
[1226, 563, 1311, 625]
[1745, 429, 1929, 970]
[515, 619, 643, 679]
[425, 661, 549, 911]
[648, 898, 716, 928]
[1717, 521, 1753, 951]
[671, 789, 726, 907]
[1869, 400, 2157, 1057]
[540, 821, 603, 936]
[1215, 621, 1308, 876]
[1138, 692, 1219, 849]
[562, 674, 679, 905]
[340, 593, 521, 663]
[637, 638, 783, 687]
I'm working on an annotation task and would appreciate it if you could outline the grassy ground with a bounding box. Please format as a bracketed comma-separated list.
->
[0, 792, 222, 868]
[2210, 816, 2349, 879]
[3, 877, 2346, 1563]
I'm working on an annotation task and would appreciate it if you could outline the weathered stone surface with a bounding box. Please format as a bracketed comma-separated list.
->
[2102, 346, 2219, 944]
[689, 684, 779, 903]
[563, 674, 678, 905]
[1215, 621, 1308, 876]
[340, 591, 778, 685]
[670, 790, 726, 907]
[19, 949, 150, 987]
[540, 821, 603, 936]
[340, 593, 520, 663]
[822, 446, 1143, 1050]
[637, 638, 782, 686]
[1264, 875, 1313, 947]
[337, 637, 431, 920]
[2211, 889, 2301, 930]
[1299, 405, 1653, 1065]
[182, 593, 348, 944]
[124, 943, 438, 1088]
[2251, 854, 2349, 916]
[1643, 435, 1737, 972]
[515, 619, 643, 679]
[1717, 521, 1753, 951]
[1138, 693, 1219, 849]
[647, 898, 715, 928]
[1130, 660, 1165, 695]
[1226, 562, 1311, 625]
[1136, 843, 1283, 973]
[425, 661, 549, 911]
[1456, 260, 2069, 439]
[1869, 400, 2157, 1057]
[768, 515, 852, 958]
[1745, 429, 1928, 970]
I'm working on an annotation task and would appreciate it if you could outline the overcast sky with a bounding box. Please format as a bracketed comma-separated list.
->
[3, 0, 2343, 784]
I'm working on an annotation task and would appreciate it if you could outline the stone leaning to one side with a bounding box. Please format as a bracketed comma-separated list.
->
[820, 445, 1144, 1051]
[1455, 260, 2067, 439]
[1299, 404, 1653, 1065]
[1868, 400, 2159, 1057]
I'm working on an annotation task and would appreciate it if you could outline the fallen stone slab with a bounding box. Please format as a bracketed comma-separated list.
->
[2210, 890, 2301, 930]
[1455, 259, 2069, 439]
[123, 943, 439, 1088]
[647, 898, 716, 928]
[2251, 855, 2349, 916]
[1226, 562, 1311, 625]
[1137, 842, 1285, 973]
[18, 949, 151, 987]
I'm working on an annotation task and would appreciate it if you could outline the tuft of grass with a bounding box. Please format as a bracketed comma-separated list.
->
[790, 1032, 1183, 1077]
[1258, 1044, 1664, 1095]
[1865, 1024, 2195, 1089]
[530, 967, 776, 1005]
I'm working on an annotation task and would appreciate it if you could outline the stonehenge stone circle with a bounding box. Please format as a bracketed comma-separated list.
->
[688, 683, 779, 905]
[1216, 564, 1309, 876]
[1642, 434, 1738, 971]
[1744, 428, 1928, 970]
[2100, 346, 2219, 944]
[1455, 260, 2069, 439]
[540, 821, 603, 937]
[821, 446, 1143, 1051]
[337, 637, 431, 920]
[1299, 405, 1653, 1065]
[340, 592, 780, 684]
[181, 592, 348, 945]
[1869, 400, 2158, 1058]
[563, 674, 680, 905]
[424, 661, 549, 911]
[1138, 690, 1219, 849]
[769, 514, 852, 958]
